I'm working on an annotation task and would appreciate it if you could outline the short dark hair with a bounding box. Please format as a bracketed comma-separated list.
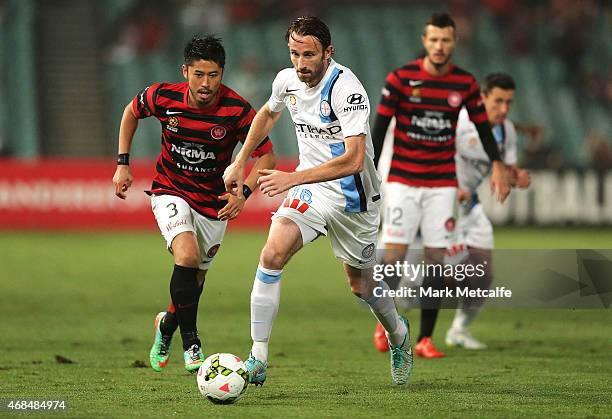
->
[483, 73, 516, 94]
[424, 12, 456, 34]
[184, 35, 225, 68]
[285, 16, 332, 50]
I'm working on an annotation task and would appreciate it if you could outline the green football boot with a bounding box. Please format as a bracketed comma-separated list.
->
[183, 343, 205, 373]
[389, 315, 414, 385]
[149, 312, 172, 372]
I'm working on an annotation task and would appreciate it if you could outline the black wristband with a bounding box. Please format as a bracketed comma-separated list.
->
[242, 184, 252, 200]
[117, 153, 130, 165]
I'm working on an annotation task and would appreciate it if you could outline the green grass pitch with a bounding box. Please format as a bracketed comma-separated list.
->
[1, 228, 611, 417]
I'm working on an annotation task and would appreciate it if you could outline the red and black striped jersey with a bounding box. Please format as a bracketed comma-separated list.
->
[377, 58, 488, 188]
[132, 81, 272, 218]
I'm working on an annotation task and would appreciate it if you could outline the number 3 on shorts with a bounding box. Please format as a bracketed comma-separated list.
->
[167, 203, 178, 218]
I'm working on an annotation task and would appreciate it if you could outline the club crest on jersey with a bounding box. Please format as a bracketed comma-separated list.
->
[320, 100, 331, 117]
[211, 125, 226, 140]
[167, 116, 179, 132]
[469, 137, 478, 147]
[447, 91, 462, 108]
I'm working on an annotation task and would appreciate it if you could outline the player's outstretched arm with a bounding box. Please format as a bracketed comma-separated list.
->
[112, 103, 139, 199]
[257, 135, 365, 197]
[244, 151, 277, 192]
[223, 104, 281, 198]
[217, 150, 276, 221]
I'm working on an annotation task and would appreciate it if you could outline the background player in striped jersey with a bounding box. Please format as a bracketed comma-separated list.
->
[223, 16, 413, 386]
[446, 73, 530, 349]
[112, 35, 276, 373]
[371, 13, 510, 358]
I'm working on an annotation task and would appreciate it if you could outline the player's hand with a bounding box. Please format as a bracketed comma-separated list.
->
[217, 193, 246, 221]
[457, 188, 470, 203]
[490, 161, 511, 203]
[223, 161, 245, 198]
[257, 169, 295, 197]
[112, 165, 133, 199]
[514, 168, 531, 188]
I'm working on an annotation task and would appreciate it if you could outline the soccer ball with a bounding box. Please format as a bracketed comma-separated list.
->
[196, 353, 249, 404]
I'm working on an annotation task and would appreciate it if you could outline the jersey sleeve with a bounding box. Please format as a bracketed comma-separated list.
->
[131, 82, 163, 119]
[236, 103, 273, 158]
[376, 71, 401, 118]
[332, 76, 370, 138]
[464, 78, 488, 125]
[504, 120, 518, 165]
[266, 70, 288, 113]
[465, 78, 502, 161]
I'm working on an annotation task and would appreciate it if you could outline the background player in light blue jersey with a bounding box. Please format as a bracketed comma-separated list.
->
[446, 73, 531, 349]
[223, 16, 413, 386]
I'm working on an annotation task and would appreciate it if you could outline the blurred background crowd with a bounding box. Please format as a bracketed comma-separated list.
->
[0, 0, 609, 169]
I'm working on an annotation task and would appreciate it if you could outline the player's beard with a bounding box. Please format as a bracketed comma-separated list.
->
[296, 58, 327, 87]
[191, 87, 217, 107]
[429, 52, 452, 71]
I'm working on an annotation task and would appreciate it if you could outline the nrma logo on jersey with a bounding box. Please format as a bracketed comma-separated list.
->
[411, 111, 452, 135]
[171, 142, 216, 165]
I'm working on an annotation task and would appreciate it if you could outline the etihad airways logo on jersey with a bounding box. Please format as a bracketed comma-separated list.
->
[294, 123, 342, 139]
[411, 111, 452, 135]
[171, 142, 216, 164]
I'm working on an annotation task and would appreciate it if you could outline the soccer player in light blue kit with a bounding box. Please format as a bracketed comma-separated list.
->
[223, 16, 413, 385]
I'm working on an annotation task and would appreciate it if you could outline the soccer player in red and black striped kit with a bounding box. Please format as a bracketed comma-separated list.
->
[112, 36, 276, 373]
[371, 13, 510, 358]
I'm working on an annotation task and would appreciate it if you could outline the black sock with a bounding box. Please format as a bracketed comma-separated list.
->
[418, 309, 440, 341]
[418, 268, 444, 341]
[162, 281, 203, 337]
[169, 264, 201, 350]
[160, 312, 178, 337]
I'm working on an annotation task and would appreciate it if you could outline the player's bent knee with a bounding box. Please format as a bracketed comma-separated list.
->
[174, 253, 200, 268]
[259, 245, 288, 271]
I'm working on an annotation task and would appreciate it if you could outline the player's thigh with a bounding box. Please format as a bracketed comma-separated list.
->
[326, 201, 379, 270]
[263, 186, 327, 269]
[151, 194, 196, 251]
[191, 212, 228, 270]
[464, 204, 494, 250]
[272, 185, 328, 246]
[420, 187, 457, 248]
[381, 182, 421, 245]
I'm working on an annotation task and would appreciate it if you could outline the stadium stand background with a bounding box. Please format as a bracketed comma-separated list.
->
[0, 0, 610, 227]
